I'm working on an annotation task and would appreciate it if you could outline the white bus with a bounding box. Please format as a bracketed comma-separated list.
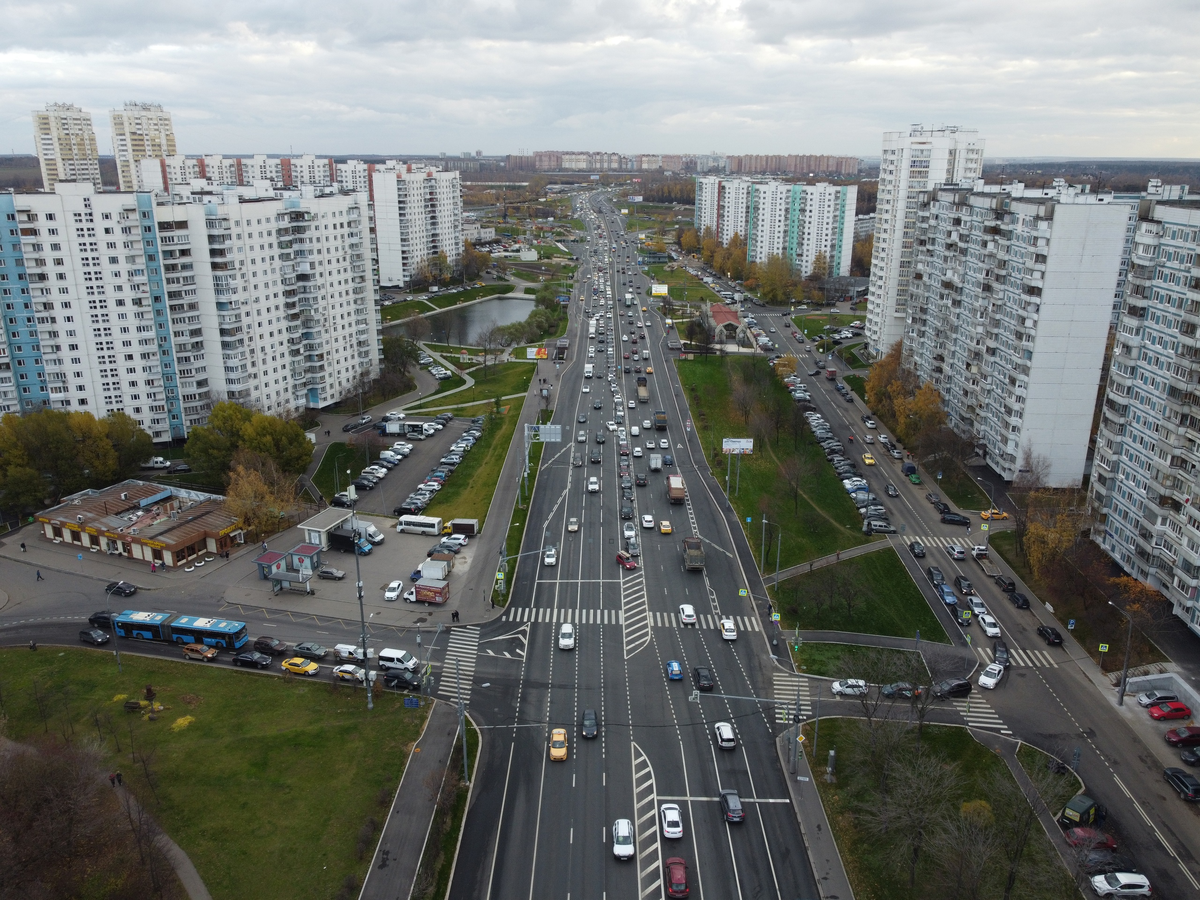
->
[397, 515, 443, 535]
[584, 364, 594, 378]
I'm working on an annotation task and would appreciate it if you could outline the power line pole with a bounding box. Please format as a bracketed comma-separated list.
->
[456, 659, 469, 784]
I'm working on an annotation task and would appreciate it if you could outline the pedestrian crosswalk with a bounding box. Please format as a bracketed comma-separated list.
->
[771, 670, 810, 724]
[436, 625, 479, 707]
[911, 535, 986, 550]
[951, 695, 1011, 735]
[971, 643, 1058, 668]
[499, 606, 762, 632]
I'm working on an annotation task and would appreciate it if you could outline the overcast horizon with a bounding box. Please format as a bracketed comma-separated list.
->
[2, 0, 1198, 160]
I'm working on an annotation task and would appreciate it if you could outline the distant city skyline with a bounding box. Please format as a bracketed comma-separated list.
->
[1, 1, 1197, 158]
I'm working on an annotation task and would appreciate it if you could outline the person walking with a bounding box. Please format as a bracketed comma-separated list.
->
[20, 542, 25, 552]
[115, 772, 123, 786]
[35, 570, 43, 581]
[108, 773, 116, 787]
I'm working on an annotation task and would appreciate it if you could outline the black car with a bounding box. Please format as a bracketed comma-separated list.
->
[1164, 767, 1200, 801]
[885, 483, 899, 497]
[232, 650, 273, 669]
[927, 566, 946, 586]
[941, 512, 971, 526]
[1180, 748, 1200, 767]
[169, 463, 192, 474]
[1010, 591, 1031, 609]
[720, 789, 745, 823]
[992, 641, 1011, 668]
[79, 628, 110, 645]
[253, 635, 289, 655]
[578, 414, 588, 423]
[694, 666, 714, 692]
[105, 580, 138, 597]
[593, 400, 603, 409]
[384, 671, 422, 692]
[351, 478, 375, 491]
[635, 472, 648, 486]
[590, 451, 602, 464]
[1037, 625, 1064, 646]
[88, 611, 113, 629]
[581, 708, 599, 739]
[932, 500, 951, 515]
[332, 495, 355, 509]
[596, 432, 605, 444]
[428, 542, 461, 556]
[1078, 851, 1140, 876]
[932, 678, 972, 700]
[953, 575, 973, 595]
[663, 455, 674, 466]
[994, 574, 1017, 592]
[908, 541, 926, 558]
[881, 681, 918, 699]
[621, 506, 634, 519]
[293, 641, 329, 660]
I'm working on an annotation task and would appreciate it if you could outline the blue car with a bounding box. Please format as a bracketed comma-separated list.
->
[666, 660, 683, 680]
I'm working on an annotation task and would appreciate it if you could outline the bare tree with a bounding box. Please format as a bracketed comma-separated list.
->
[405, 312, 432, 343]
[477, 321, 503, 373]
[730, 377, 756, 427]
[988, 765, 1067, 900]
[1013, 444, 1052, 492]
[933, 800, 1001, 900]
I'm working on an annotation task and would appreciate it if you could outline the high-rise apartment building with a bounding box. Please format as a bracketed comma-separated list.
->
[1090, 195, 1200, 635]
[0, 181, 380, 440]
[110, 102, 177, 191]
[373, 166, 463, 286]
[32, 103, 101, 191]
[866, 126, 985, 358]
[905, 181, 1130, 487]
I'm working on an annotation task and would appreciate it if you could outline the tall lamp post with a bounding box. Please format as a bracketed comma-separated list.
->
[350, 469, 373, 711]
[105, 583, 123, 674]
[1109, 601, 1134, 706]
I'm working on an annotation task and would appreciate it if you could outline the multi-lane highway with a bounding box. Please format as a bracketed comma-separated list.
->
[449, 194, 816, 900]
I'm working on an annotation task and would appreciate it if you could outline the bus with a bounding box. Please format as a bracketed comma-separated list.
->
[112, 611, 249, 649]
[397, 514, 443, 535]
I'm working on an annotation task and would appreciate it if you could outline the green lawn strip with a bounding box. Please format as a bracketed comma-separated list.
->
[408, 363, 534, 411]
[413, 373, 467, 402]
[422, 400, 523, 525]
[843, 374, 866, 401]
[775, 550, 951, 643]
[523, 287, 539, 295]
[677, 357, 868, 568]
[935, 464, 992, 510]
[790, 641, 926, 679]
[381, 300, 436, 324]
[423, 343, 482, 357]
[424, 284, 515, 310]
[805, 719, 1073, 900]
[313, 442, 373, 499]
[494, 436, 546, 607]
[0, 648, 425, 900]
[411, 717, 480, 900]
[325, 384, 413, 415]
[1016, 743, 1081, 815]
[535, 244, 572, 259]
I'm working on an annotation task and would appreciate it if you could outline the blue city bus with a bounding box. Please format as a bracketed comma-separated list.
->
[113, 610, 249, 649]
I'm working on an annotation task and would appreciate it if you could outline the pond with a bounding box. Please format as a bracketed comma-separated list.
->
[416, 296, 536, 346]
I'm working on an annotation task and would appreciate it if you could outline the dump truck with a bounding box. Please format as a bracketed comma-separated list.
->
[666, 474, 686, 504]
[682, 536, 705, 571]
[654, 410, 668, 430]
[636, 375, 649, 403]
[414, 578, 449, 605]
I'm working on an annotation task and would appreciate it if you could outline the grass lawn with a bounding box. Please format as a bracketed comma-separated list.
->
[775, 550, 950, 643]
[790, 641, 927, 679]
[413, 718, 480, 900]
[408, 362, 533, 411]
[843, 374, 866, 401]
[422, 343, 482, 357]
[494, 437, 544, 607]
[422, 399, 523, 525]
[1016, 743, 1080, 815]
[0, 648, 427, 900]
[381, 299, 435, 324]
[806, 719, 1073, 900]
[426, 284, 515, 310]
[935, 463, 992, 510]
[677, 357, 869, 568]
[412, 372, 467, 403]
[313, 441, 373, 499]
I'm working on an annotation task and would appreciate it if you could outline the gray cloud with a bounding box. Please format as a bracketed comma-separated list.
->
[0, 0, 1197, 157]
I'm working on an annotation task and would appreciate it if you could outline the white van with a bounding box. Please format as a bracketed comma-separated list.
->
[377, 648, 418, 671]
[584, 364, 594, 378]
[642, 350, 650, 360]
[649, 454, 663, 472]
[334, 643, 374, 662]
[397, 515, 443, 535]
[355, 522, 386, 544]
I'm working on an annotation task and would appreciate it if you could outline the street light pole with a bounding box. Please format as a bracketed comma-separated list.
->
[351, 508, 373, 711]
[105, 584, 123, 674]
[1109, 601, 1134, 706]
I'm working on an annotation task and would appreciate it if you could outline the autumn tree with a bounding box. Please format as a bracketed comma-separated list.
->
[700, 227, 719, 265]
[895, 382, 947, 447]
[1108, 575, 1174, 631]
[864, 342, 914, 428]
[1023, 490, 1088, 580]
[224, 461, 290, 540]
[730, 377, 756, 427]
[460, 240, 492, 280]
[851, 234, 874, 277]
[808, 251, 829, 283]
[758, 255, 795, 305]
[240, 413, 313, 476]
[405, 312, 432, 343]
[679, 228, 699, 253]
[105, 411, 155, 480]
[185, 402, 312, 485]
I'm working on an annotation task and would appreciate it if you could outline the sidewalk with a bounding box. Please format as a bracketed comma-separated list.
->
[763, 540, 890, 586]
[359, 695, 461, 899]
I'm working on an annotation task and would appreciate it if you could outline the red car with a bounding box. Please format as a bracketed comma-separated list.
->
[664, 857, 689, 898]
[1149, 701, 1192, 721]
[1165, 726, 1200, 747]
[1064, 827, 1117, 850]
[616, 551, 638, 570]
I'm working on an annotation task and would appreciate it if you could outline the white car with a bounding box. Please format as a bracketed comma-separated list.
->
[659, 438, 670, 449]
[713, 721, 737, 749]
[582, 384, 590, 392]
[630, 426, 640, 436]
[543, 546, 558, 566]
[643, 419, 652, 430]
[628, 400, 636, 408]
[646, 441, 656, 451]
[612, 818, 635, 859]
[418, 481, 442, 492]
[978, 614, 1001, 638]
[641, 514, 654, 529]
[830, 679, 868, 697]
[632, 447, 643, 458]
[623, 522, 636, 540]
[659, 803, 684, 839]
[558, 622, 575, 650]
[332, 664, 366, 683]
[720, 618, 737, 640]
[384, 580, 404, 602]
[679, 604, 697, 625]
[969, 596, 988, 616]
[978, 663, 1005, 690]
[442, 534, 468, 548]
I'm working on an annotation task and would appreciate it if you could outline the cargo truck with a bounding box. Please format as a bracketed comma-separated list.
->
[666, 474, 686, 504]
[636, 375, 649, 403]
[328, 527, 373, 555]
[404, 421, 428, 440]
[682, 536, 705, 570]
[420, 558, 450, 581]
[654, 410, 667, 430]
[825, 368, 837, 380]
[973, 546, 1002, 579]
[441, 518, 480, 536]
[414, 578, 449, 605]
[376, 421, 406, 436]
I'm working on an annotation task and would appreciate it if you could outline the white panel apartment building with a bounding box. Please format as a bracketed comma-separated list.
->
[373, 166, 463, 286]
[905, 182, 1129, 487]
[111, 103, 177, 191]
[1091, 197, 1200, 636]
[866, 126, 985, 358]
[0, 182, 380, 441]
[32, 103, 102, 191]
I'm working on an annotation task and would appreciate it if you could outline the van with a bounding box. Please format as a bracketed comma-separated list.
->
[642, 350, 649, 360]
[334, 643, 374, 662]
[397, 515, 443, 535]
[649, 453, 663, 471]
[584, 364, 594, 378]
[355, 522, 386, 544]
[377, 648, 418, 672]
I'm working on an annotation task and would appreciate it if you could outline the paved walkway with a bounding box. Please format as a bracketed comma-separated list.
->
[360, 699, 461, 900]
[763, 540, 890, 586]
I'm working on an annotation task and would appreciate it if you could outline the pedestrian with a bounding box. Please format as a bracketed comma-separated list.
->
[150, 562, 156, 573]
[262, 541, 268, 553]
[809, 561, 814, 573]
[29, 640, 36, 651]
[108, 773, 116, 787]
[19, 542, 25, 552]
[115, 772, 123, 786]
[35, 570, 43, 581]
[835, 551, 840, 562]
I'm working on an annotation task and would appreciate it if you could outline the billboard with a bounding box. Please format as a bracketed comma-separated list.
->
[722, 438, 754, 455]
[650, 284, 669, 297]
[526, 347, 549, 359]
[619, 208, 629, 215]
[628, 195, 643, 203]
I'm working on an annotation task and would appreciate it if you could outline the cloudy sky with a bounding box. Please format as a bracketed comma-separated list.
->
[1, 0, 1197, 159]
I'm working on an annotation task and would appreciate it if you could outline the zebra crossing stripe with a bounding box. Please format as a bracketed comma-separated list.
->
[437, 626, 480, 707]
[772, 671, 809, 723]
[951, 696, 1011, 735]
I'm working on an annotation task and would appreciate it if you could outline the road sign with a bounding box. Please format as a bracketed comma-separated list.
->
[495, 571, 504, 581]
[746, 517, 752, 523]
[771, 613, 781, 622]
[1099, 643, 1110, 653]
[404, 697, 420, 708]
[1068, 619, 1076, 630]
[981, 523, 989, 531]
[738, 588, 748, 596]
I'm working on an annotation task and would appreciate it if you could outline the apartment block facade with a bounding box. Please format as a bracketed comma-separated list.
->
[111, 103, 177, 191]
[905, 182, 1129, 487]
[373, 166, 463, 286]
[32, 103, 102, 191]
[866, 126, 985, 358]
[1091, 198, 1200, 636]
[0, 181, 380, 441]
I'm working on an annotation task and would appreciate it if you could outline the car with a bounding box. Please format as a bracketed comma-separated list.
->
[932, 678, 973, 699]
[79, 627, 111, 645]
[831, 679, 868, 697]
[543, 546, 558, 566]
[694, 666, 714, 691]
[1010, 591, 1031, 610]
[281, 657, 320, 676]
[331, 494, 355, 509]
[384, 580, 404, 602]
[567, 517, 579, 533]
[862, 452, 876, 466]
[1089, 872, 1152, 897]
[941, 512, 970, 526]
[384, 670, 422, 692]
[1150, 701, 1193, 721]
[442, 534, 469, 548]
[666, 660, 683, 680]
[549, 727, 568, 761]
[616, 551, 637, 570]
[643, 419, 652, 429]
[105, 580, 138, 597]
[254, 635, 289, 656]
[886, 483, 899, 497]
[881, 681, 918, 699]
[932, 500, 951, 515]
[351, 478, 374, 491]
[713, 721, 736, 749]
[978, 615, 1001, 638]
[594, 400, 603, 409]
[1037, 625, 1064, 646]
[232, 650, 272, 669]
[1137, 689, 1179, 708]
[332, 664, 366, 683]
[946, 544, 966, 560]
[660, 803, 684, 839]
[641, 514, 655, 529]
[719, 618, 737, 640]
[317, 565, 346, 580]
[863, 519, 897, 534]
[1079, 852, 1141, 876]
[558, 622, 575, 650]
[927, 566, 946, 586]
[177, 642, 217, 662]
[169, 462, 192, 474]
[1065, 827, 1118, 850]
[678, 603, 696, 625]
[664, 857, 690, 898]
[587, 476, 600, 493]
[612, 818, 635, 859]
[994, 574, 1017, 592]
[908, 541, 926, 558]
[955, 574, 975, 595]
[720, 789, 745, 823]
[978, 663, 1005, 689]
[1163, 766, 1200, 800]
[981, 507, 1009, 520]
[293, 641, 328, 660]
[993, 640, 1011, 668]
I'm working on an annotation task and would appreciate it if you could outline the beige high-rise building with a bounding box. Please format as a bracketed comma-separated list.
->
[110, 102, 177, 191]
[31, 103, 101, 190]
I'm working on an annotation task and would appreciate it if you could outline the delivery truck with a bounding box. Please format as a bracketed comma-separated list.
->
[682, 536, 705, 571]
[666, 474, 686, 504]
[414, 578, 449, 605]
[636, 375, 649, 403]
[654, 410, 667, 430]
[420, 558, 450, 581]
[328, 527, 373, 555]
[441, 518, 480, 536]
[649, 454, 663, 472]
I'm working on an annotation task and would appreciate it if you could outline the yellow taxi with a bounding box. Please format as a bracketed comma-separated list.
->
[645, 366, 654, 374]
[980, 508, 1009, 520]
[549, 727, 568, 761]
[281, 657, 320, 677]
[659, 520, 673, 534]
[862, 453, 877, 466]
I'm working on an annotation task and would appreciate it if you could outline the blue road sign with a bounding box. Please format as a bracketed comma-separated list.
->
[1068, 619, 1076, 631]
[404, 697, 421, 708]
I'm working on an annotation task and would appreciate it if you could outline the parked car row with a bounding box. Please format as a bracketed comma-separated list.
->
[394, 416, 486, 516]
